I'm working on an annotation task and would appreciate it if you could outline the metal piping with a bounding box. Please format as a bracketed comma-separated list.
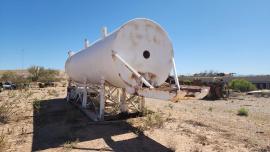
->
[113, 52, 154, 89]
[172, 57, 180, 91]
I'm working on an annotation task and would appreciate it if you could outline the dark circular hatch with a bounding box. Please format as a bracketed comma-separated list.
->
[143, 50, 150, 59]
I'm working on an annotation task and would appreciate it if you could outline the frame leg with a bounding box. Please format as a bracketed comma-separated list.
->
[82, 87, 87, 108]
[99, 79, 105, 121]
[120, 88, 128, 113]
[139, 96, 145, 112]
[172, 57, 180, 91]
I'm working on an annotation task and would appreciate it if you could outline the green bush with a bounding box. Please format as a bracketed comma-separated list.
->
[237, 107, 248, 116]
[28, 66, 60, 82]
[143, 112, 164, 129]
[229, 79, 256, 92]
[183, 80, 192, 85]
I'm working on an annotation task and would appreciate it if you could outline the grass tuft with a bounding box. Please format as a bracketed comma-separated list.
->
[25, 91, 34, 98]
[7, 91, 16, 98]
[32, 99, 41, 112]
[0, 132, 7, 151]
[237, 107, 248, 116]
[48, 89, 59, 97]
[0, 103, 13, 123]
[143, 112, 164, 130]
[63, 139, 79, 151]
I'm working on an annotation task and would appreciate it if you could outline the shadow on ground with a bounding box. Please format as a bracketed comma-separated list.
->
[32, 98, 172, 152]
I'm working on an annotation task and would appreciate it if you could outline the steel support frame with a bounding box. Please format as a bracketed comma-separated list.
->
[67, 80, 145, 121]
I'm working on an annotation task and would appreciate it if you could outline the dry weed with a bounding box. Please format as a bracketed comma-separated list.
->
[33, 99, 41, 112]
[7, 91, 16, 98]
[142, 111, 165, 130]
[63, 139, 79, 151]
[48, 89, 59, 97]
[0, 131, 7, 151]
[0, 102, 13, 123]
[25, 91, 34, 99]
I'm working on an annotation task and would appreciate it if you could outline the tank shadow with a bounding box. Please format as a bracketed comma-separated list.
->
[32, 98, 172, 152]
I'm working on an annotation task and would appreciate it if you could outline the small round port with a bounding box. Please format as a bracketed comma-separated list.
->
[143, 50, 150, 59]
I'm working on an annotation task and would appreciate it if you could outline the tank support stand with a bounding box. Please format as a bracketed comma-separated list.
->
[120, 88, 128, 113]
[99, 78, 105, 121]
[67, 80, 145, 121]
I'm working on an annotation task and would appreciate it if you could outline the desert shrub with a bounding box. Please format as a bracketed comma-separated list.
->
[0, 103, 13, 123]
[33, 99, 41, 112]
[14, 75, 31, 89]
[237, 107, 248, 116]
[0, 71, 17, 82]
[0, 71, 30, 89]
[7, 91, 16, 98]
[229, 79, 256, 92]
[183, 80, 192, 85]
[143, 112, 164, 129]
[127, 110, 164, 131]
[38, 69, 61, 83]
[28, 66, 41, 81]
[28, 66, 60, 82]
[48, 89, 59, 97]
[141, 108, 154, 116]
[167, 103, 174, 110]
[193, 70, 220, 77]
[0, 132, 7, 152]
[63, 139, 79, 151]
[25, 91, 34, 98]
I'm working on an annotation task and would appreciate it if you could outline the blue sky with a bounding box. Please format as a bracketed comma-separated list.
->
[0, 0, 269, 75]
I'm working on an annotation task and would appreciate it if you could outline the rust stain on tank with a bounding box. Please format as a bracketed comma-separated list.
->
[149, 73, 157, 79]
[131, 73, 137, 79]
[138, 72, 157, 80]
[132, 23, 139, 30]
[111, 51, 116, 61]
[155, 25, 164, 35]
[144, 21, 153, 33]
[153, 36, 160, 44]
[145, 22, 154, 28]
[136, 34, 143, 39]
[129, 32, 138, 46]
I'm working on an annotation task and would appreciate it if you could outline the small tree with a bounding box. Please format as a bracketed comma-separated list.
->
[28, 66, 60, 82]
[28, 66, 45, 81]
[39, 69, 60, 82]
[229, 79, 256, 92]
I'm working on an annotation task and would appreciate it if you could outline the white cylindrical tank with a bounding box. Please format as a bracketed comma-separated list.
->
[65, 18, 173, 93]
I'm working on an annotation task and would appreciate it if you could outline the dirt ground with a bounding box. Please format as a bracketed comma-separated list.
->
[0, 86, 270, 152]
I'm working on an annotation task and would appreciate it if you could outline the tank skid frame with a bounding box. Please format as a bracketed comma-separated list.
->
[66, 79, 145, 121]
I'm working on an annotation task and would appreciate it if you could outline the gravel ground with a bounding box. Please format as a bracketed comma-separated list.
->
[0, 87, 269, 152]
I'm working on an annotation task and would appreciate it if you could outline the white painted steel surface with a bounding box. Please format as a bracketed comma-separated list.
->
[65, 18, 173, 93]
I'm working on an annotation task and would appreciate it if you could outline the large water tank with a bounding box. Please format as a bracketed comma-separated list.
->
[65, 18, 173, 93]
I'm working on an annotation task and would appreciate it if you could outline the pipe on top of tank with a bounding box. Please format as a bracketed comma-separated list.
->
[101, 27, 108, 38]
